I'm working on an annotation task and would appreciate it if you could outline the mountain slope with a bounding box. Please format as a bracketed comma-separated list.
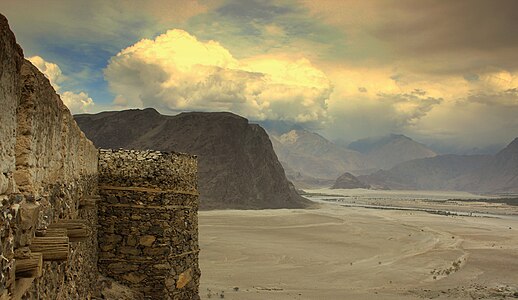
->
[269, 129, 370, 186]
[359, 154, 492, 190]
[454, 138, 518, 193]
[349, 134, 437, 170]
[75, 109, 309, 209]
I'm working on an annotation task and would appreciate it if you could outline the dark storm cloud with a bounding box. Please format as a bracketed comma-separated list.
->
[372, 0, 518, 73]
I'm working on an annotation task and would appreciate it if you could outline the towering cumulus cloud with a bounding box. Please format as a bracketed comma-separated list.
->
[27, 56, 94, 113]
[105, 29, 331, 123]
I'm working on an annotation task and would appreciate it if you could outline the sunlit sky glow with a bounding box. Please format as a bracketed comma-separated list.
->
[2, 0, 518, 152]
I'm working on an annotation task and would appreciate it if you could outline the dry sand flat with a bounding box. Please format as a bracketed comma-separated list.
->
[199, 204, 518, 299]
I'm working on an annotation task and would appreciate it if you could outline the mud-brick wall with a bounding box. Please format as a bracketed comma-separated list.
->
[1, 14, 99, 299]
[98, 149, 200, 299]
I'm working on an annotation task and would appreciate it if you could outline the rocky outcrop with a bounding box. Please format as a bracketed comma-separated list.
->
[331, 172, 370, 189]
[75, 109, 310, 209]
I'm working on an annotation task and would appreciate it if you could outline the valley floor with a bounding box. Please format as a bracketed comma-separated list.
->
[199, 201, 518, 299]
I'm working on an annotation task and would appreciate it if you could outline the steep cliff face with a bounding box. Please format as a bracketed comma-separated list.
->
[1, 14, 99, 299]
[76, 109, 310, 209]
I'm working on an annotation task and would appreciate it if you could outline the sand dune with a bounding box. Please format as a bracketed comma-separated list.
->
[199, 203, 518, 299]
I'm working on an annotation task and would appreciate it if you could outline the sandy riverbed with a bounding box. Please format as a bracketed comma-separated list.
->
[199, 203, 518, 299]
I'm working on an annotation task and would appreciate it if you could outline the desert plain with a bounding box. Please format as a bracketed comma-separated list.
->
[199, 190, 518, 299]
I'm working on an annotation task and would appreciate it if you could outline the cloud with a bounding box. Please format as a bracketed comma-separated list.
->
[319, 66, 517, 147]
[61, 91, 95, 113]
[301, 0, 518, 75]
[184, 0, 344, 61]
[28, 56, 95, 113]
[27, 56, 64, 91]
[377, 91, 443, 127]
[105, 29, 331, 123]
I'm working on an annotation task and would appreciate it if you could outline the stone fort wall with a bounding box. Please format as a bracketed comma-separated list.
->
[97, 149, 200, 299]
[1, 14, 99, 299]
[1, 14, 200, 300]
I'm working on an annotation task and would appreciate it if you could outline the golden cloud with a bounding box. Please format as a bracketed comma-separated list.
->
[28, 56, 95, 113]
[105, 29, 331, 123]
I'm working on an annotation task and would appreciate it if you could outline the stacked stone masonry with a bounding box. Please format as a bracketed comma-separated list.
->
[98, 149, 200, 299]
[1, 14, 200, 299]
[1, 14, 98, 299]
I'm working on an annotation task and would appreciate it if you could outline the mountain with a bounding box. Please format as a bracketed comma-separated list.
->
[268, 129, 370, 187]
[359, 154, 491, 190]
[75, 108, 310, 209]
[331, 172, 370, 189]
[453, 138, 518, 193]
[348, 134, 437, 170]
[257, 120, 304, 136]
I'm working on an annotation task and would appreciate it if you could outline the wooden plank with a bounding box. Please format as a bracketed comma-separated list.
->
[48, 219, 89, 241]
[79, 196, 99, 208]
[29, 237, 69, 261]
[44, 228, 68, 237]
[15, 252, 43, 278]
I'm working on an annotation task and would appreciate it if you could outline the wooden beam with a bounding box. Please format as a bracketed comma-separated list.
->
[15, 252, 43, 278]
[48, 219, 89, 241]
[44, 228, 68, 237]
[79, 196, 99, 208]
[29, 237, 69, 261]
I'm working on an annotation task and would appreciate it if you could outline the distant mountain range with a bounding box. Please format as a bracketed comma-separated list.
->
[266, 130, 437, 187]
[348, 134, 437, 170]
[358, 138, 518, 194]
[75, 108, 309, 209]
[452, 137, 518, 193]
[269, 129, 368, 187]
[76, 108, 518, 197]
[358, 154, 492, 190]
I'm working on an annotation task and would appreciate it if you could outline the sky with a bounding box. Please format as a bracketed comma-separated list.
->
[1, 0, 518, 152]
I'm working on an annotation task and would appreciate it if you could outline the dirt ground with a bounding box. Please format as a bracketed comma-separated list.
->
[199, 202, 518, 299]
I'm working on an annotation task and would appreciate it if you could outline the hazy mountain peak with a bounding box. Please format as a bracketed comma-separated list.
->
[348, 134, 415, 154]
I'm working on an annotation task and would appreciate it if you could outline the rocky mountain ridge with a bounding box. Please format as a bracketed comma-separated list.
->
[75, 109, 310, 209]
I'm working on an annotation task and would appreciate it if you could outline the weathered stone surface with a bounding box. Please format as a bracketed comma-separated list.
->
[1, 13, 200, 300]
[122, 272, 146, 284]
[0, 14, 22, 176]
[176, 268, 192, 289]
[139, 235, 156, 247]
[0, 13, 99, 299]
[98, 149, 200, 299]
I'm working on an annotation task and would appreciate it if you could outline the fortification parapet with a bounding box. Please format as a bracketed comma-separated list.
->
[97, 149, 200, 299]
